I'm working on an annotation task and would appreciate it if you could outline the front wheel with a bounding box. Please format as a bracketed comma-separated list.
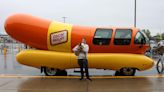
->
[156, 59, 164, 74]
[44, 67, 57, 76]
[120, 68, 136, 76]
[43, 67, 67, 76]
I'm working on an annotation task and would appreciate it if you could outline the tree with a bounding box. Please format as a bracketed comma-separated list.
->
[142, 29, 151, 38]
[146, 29, 151, 38]
[162, 33, 164, 40]
[154, 33, 162, 42]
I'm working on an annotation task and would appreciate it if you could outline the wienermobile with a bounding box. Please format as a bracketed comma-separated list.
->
[5, 14, 154, 76]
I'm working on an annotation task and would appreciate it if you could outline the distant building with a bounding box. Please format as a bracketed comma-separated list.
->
[0, 34, 26, 51]
[0, 34, 21, 43]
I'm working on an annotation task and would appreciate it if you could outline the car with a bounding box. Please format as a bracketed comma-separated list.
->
[159, 40, 164, 45]
[149, 40, 158, 49]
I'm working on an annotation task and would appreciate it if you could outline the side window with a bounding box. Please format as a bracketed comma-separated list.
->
[93, 29, 113, 45]
[134, 32, 145, 44]
[114, 29, 132, 45]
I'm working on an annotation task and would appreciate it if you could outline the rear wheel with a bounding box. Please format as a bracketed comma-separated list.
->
[120, 68, 136, 76]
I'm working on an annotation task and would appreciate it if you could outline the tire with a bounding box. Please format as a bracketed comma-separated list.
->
[156, 59, 164, 74]
[120, 68, 136, 76]
[43, 67, 67, 76]
[44, 67, 57, 76]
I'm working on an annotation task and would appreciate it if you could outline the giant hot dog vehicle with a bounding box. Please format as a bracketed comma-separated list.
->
[4, 14, 154, 76]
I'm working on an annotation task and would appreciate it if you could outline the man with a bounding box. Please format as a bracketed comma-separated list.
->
[154, 41, 164, 55]
[73, 38, 91, 81]
[157, 41, 164, 54]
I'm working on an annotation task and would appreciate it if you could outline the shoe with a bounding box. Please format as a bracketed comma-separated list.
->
[87, 78, 92, 81]
[79, 78, 83, 80]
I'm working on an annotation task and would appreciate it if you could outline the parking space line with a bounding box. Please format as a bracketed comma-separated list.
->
[0, 74, 164, 78]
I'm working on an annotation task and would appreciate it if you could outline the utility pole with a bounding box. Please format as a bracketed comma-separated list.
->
[3, 37, 6, 48]
[134, 0, 137, 27]
[62, 17, 67, 23]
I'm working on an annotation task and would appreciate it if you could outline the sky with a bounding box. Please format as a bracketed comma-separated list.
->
[0, 0, 164, 36]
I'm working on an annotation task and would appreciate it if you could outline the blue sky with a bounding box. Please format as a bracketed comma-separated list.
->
[0, 0, 164, 36]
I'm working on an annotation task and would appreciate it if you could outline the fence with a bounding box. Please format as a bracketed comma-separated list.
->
[0, 42, 25, 54]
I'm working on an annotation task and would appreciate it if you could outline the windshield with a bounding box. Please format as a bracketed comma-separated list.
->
[140, 30, 149, 44]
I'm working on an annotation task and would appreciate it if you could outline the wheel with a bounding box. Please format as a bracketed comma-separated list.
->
[44, 67, 57, 76]
[120, 68, 136, 76]
[43, 67, 67, 76]
[156, 59, 164, 74]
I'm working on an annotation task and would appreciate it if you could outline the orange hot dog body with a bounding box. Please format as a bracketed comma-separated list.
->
[5, 14, 51, 50]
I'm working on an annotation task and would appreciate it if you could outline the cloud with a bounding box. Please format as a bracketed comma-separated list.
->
[1, 0, 164, 35]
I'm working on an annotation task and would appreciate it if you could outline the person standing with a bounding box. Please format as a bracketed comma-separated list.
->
[156, 41, 164, 54]
[73, 38, 91, 81]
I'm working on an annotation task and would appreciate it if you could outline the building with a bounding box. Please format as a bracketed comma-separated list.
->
[0, 34, 25, 54]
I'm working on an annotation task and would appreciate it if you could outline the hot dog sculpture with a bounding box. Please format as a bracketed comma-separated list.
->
[5, 14, 154, 76]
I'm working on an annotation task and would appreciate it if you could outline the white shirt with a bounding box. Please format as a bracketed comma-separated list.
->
[73, 43, 89, 59]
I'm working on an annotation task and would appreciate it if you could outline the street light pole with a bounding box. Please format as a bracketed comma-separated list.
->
[3, 37, 6, 47]
[62, 17, 67, 23]
[134, 0, 137, 27]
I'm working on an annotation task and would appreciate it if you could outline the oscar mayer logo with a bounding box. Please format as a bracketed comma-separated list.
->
[50, 30, 68, 45]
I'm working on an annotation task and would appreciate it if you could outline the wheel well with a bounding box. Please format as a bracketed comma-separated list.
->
[119, 67, 138, 71]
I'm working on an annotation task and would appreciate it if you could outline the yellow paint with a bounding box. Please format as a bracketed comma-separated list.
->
[47, 21, 72, 52]
[16, 50, 154, 71]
